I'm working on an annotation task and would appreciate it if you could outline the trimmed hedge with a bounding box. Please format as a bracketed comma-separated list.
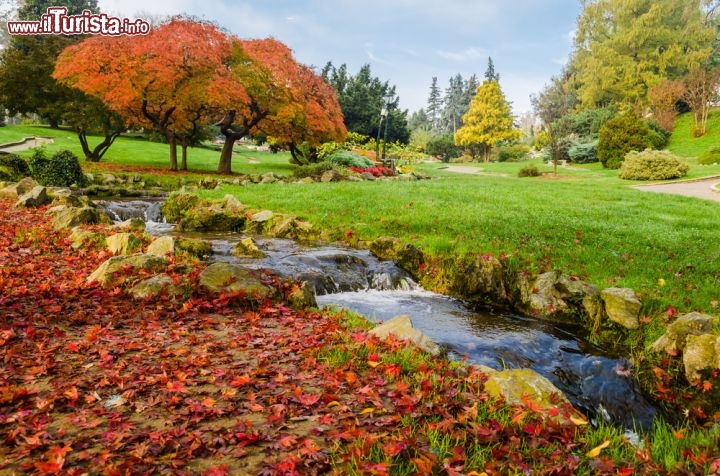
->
[597, 114, 651, 169]
[618, 150, 689, 181]
[0, 154, 31, 181]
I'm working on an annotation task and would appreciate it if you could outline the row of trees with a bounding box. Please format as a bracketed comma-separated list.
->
[404, 58, 519, 162]
[533, 0, 720, 169]
[0, 1, 348, 173]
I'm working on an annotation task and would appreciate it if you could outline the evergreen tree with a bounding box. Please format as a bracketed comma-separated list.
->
[426, 76, 442, 131]
[462, 74, 479, 113]
[484, 57, 500, 82]
[323, 62, 410, 143]
[455, 79, 520, 162]
[440, 73, 465, 134]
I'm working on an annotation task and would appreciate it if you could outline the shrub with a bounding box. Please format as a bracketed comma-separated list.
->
[567, 139, 598, 164]
[597, 113, 650, 169]
[349, 166, 394, 177]
[497, 143, 530, 162]
[0, 154, 31, 181]
[325, 150, 374, 168]
[316, 141, 344, 160]
[292, 161, 340, 178]
[698, 147, 720, 165]
[618, 150, 689, 181]
[569, 106, 616, 136]
[518, 165, 541, 177]
[426, 135, 461, 162]
[29, 149, 88, 187]
[645, 120, 671, 150]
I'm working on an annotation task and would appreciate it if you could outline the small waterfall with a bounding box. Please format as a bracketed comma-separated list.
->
[96, 199, 173, 234]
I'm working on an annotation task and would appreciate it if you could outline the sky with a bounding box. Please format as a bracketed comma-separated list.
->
[97, 0, 582, 116]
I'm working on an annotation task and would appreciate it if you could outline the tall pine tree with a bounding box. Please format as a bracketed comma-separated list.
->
[426, 76, 442, 132]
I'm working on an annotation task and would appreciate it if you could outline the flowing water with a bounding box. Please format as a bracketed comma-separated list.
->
[98, 199, 660, 430]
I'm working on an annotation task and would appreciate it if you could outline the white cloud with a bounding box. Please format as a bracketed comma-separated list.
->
[435, 47, 487, 62]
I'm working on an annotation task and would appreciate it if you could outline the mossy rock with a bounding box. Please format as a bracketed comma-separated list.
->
[161, 191, 202, 223]
[176, 238, 213, 259]
[87, 254, 168, 286]
[198, 262, 272, 299]
[178, 207, 246, 232]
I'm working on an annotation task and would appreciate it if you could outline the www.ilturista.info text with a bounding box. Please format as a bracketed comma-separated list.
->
[7, 7, 150, 36]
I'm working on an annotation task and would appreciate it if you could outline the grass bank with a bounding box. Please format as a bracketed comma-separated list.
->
[200, 165, 720, 330]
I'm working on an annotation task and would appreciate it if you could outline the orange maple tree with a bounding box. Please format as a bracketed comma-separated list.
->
[54, 17, 233, 171]
[259, 63, 347, 165]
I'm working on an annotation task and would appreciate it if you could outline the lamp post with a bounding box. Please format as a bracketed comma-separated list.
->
[375, 103, 388, 163]
[380, 93, 393, 167]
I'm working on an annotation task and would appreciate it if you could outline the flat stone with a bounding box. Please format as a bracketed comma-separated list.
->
[369, 315, 441, 356]
[129, 274, 184, 299]
[87, 254, 167, 286]
[199, 262, 272, 299]
[50, 205, 107, 230]
[106, 232, 142, 255]
[146, 236, 176, 257]
[251, 210, 274, 223]
[484, 368, 570, 407]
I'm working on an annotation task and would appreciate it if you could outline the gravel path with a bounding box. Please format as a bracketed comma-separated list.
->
[0, 136, 53, 153]
[634, 177, 720, 202]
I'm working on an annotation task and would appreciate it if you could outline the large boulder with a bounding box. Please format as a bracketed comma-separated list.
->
[15, 186, 49, 208]
[651, 312, 718, 355]
[178, 205, 245, 232]
[452, 254, 507, 306]
[161, 191, 202, 223]
[50, 205, 107, 230]
[600, 287, 641, 329]
[683, 333, 720, 382]
[146, 236, 176, 257]
[129, 274, 184, 299]
[369, 315, 441, 356]
[87, 254, 167, 286]
[521, 271, 601, 320]
[368, 236, 425, 275]
[0, 177, 37, 199]
[199, 262, 272, 299]
[106, 232, 143, 255]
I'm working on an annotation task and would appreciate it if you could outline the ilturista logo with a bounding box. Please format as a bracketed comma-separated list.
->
[7, 7, 151, 36]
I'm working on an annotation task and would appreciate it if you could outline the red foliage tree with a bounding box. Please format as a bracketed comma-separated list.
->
[259, 64, 347, 165]
[54, 17, 233, 171]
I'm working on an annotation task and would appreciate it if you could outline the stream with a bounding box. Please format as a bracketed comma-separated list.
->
[98, 199, 660, 431]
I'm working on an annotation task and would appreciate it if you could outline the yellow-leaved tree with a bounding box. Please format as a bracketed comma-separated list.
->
[454, 80, 519, 162]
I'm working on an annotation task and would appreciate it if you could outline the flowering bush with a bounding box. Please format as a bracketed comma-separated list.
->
[349, 166, 395, 177]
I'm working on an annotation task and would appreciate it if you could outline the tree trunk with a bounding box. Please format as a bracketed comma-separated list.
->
[48, 117, 59, 129]
[167, 132, 178, 171]
[288, 143, 303, 165]
[218, 132, 241, 174]
[180, 137, 188, 171]
[78, 130, 122, 162]
[216, 108, 270, 174]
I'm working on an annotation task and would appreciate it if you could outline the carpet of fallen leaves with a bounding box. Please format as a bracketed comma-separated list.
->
[1, 199, 718, 475]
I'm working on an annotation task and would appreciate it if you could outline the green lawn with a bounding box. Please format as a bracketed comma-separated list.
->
[667, 109, 720, 159]
[0, 124, 295, 176]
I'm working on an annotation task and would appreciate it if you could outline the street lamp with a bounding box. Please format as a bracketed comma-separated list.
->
[380, 93, 394, 167]
[375, 102, 388, 162]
